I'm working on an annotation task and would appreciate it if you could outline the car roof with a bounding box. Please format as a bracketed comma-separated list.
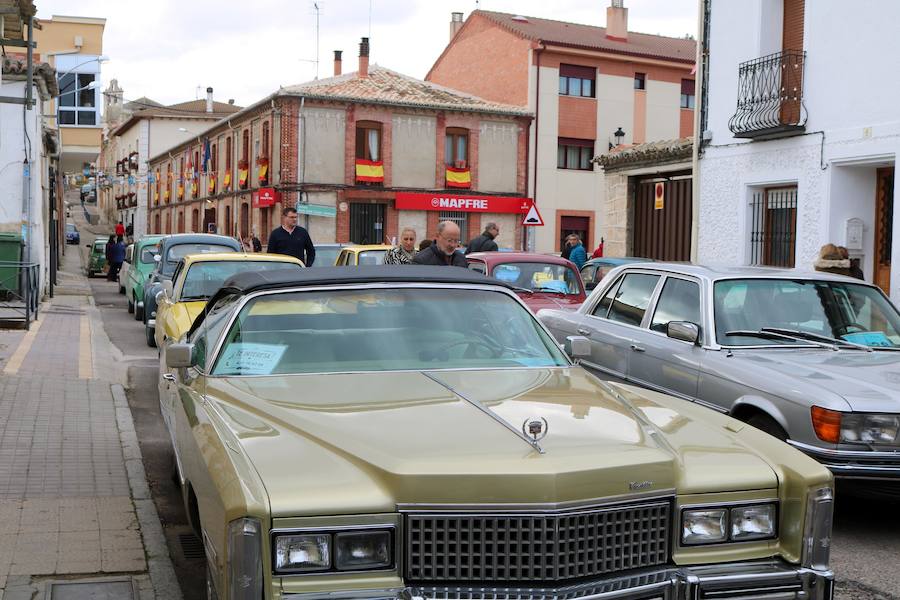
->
[180, 252, 305, 267]
[614, 262, 876, 284]
[159, 233, 241, 251]
[583, 256, 654, 267]
[467, 251, 576, 266]
[343, 244, 392, 252]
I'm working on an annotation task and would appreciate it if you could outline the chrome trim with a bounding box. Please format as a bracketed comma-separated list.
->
[147, 319, 156, 328]
[421, 371, 544, 455]
[137, 301, 144, 309]
[787, 439, 900, 459]
[396, 489, 676, 513]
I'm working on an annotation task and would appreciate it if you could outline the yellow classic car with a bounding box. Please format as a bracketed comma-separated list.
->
[333, 244, 392, 266]
[160, 267, 835, 600]
[153, 252, 304, 350]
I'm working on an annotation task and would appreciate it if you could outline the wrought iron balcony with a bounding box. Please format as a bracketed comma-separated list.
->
[728, 50, 807, 139]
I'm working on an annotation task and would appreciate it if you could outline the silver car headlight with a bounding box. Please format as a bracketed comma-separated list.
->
[274, 528, 394, 575]
[840, 413, 900, 445]
[682, 503, 777, 546]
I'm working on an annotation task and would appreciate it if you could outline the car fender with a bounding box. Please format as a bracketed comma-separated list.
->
[731, 395, 792, 433]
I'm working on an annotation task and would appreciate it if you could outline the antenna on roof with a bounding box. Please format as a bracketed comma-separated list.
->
[310, 2, 324, 79]
[368, 0, 373, 39]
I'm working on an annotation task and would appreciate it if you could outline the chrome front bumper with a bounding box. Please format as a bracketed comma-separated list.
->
[281, 559, 833, 600]
[789, 440, 900, 480]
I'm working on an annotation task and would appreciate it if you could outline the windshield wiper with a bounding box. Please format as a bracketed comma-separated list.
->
[533, 285, 568, 295]
[724, 329, 832, 348]
[760, 327, 874, 352]
[510, 286, 534, 295]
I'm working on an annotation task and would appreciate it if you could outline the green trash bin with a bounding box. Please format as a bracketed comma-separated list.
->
[0, 232, 24, 297]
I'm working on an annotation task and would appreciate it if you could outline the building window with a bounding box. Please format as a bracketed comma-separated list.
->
[225, 136, 232, 170]
[58, 73, 98, 126]
[681, 79, 696, 109]
[559, 64, 595, 98]
[261, 122, 270, 159]
[557, 138, 594, 171]
[750, 187, 797, 267]
[242, 130, 250, 163]
[634, 72, 646, 90]
[355, 121, 382, 161]
[444, 128, 468, 168]
[439, 210, 467, 244]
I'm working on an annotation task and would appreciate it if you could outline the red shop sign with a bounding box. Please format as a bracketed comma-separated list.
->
[253, 187, 278, 208]
[395, 191, 533, 214]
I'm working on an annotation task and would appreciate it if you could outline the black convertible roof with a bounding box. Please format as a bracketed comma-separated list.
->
[219, 265, 505, 295]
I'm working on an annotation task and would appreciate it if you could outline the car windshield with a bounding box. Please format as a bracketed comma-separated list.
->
[714, 278, 900, 348]
[66, 224, 76, 233]
[492, 262, 581, 295]
[312, 247, 341, 267]
[358, 250, 386, 265]
[211, 287, 568, 375]
[93, 242, 106, 251]
[180, 261, 302, 300]
[163, 243, 235, 275]
[140, 245, 159, 264]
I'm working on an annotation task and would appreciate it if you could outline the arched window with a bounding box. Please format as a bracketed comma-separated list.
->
[165, 213, 171, 234]
[240, 202, 250, 238]
[154, 213, 160, 234]
[191, 208, 199, 232]
[225, 205, 232, 236]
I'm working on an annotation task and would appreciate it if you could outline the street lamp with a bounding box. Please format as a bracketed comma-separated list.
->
[609, 127, 626, 150]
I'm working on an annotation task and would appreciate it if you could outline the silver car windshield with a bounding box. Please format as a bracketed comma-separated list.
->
[211, 288, 568, 376]
[714, 278, 900, 348]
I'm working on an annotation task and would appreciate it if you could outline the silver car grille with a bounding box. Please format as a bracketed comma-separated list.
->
[405, 500, 671, 583]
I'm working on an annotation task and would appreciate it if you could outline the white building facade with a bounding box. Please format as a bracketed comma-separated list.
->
[697, 0, 900, 298]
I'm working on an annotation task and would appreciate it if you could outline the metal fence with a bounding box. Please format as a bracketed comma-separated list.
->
[750, 188, 798, 268]
[0, 262, 41, 328]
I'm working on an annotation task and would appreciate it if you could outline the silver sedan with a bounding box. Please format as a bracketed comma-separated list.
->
[538, 263, 900, 484]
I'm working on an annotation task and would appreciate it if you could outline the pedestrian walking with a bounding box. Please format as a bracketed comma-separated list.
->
[104, 234, 115, 274]
[838, 246, 865, 280]
[465, 222, 499, 254]
[267, 207, 316, 266]
[384, 228, 417, 264]
[413, 221, 467, 267]
[566, 234, 587, 269]
[107, 235, 126, 282]
[813, 243, 852, 276]
[115, 221, 125, 238]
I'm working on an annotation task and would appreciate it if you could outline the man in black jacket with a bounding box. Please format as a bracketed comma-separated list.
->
[413, 221, 467, 267]
[464, 222, 499, 254]
[267, 207, 316, 266]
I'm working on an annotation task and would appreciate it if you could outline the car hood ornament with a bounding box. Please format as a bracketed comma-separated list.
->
[523, 417, 549, 443]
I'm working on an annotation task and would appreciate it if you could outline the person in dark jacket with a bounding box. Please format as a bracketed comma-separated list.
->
[267, 207, 316, 266]
[413, 221, 467, 267]
[107, 236, 126, 282]
[813, 243, 852, 277]
[464, 222, 499, 254]
[838, 246, 865, 280]
[566, 234, 587, 269]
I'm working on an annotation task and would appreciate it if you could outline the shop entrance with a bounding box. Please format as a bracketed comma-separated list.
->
[349, 202, 386, 244]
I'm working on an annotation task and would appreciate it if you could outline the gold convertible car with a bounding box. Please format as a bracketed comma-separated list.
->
[159, 267, 835, 600]
[153, 252, 304, 350]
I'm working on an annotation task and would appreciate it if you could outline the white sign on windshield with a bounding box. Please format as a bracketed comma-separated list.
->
[217, 343, 287, 375]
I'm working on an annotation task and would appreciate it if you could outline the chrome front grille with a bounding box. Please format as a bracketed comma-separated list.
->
[405, 500, 671, 583]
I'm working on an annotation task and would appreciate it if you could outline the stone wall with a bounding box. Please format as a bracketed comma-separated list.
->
[600, 171, 632, 257]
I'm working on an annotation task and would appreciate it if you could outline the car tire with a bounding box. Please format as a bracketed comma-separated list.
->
[118, 281, 125, 294]
[146, 325, 157, 348]
[135, 300, 144, 321]
[206, 562, 219, 600]
[127, 297, 135, 314]
[746, 414, 789, 442]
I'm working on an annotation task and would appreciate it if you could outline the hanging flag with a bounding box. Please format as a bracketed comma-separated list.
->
[355, 159, 384, 183]
[203, 139, 211, 173]
[445, 166, 471, 188]
[223, 171, 232, 190]
[258, 161, 269, 183]
[238, 167, 249, 188]
[208, 174, 216, 194]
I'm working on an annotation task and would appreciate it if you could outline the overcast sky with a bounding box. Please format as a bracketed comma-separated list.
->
[37, 0, 697, 107]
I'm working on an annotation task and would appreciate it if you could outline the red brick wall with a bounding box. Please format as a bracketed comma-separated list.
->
[427, 13, 532, 107]
[782, 0, 805, 51]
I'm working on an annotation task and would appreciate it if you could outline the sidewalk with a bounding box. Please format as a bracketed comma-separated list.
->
[0, 230, 180, 598]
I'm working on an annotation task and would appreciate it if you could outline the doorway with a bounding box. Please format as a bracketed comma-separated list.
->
[558, 215, 591, 253]
[874, 167, 895, 294]
[349, 202, 386, 244]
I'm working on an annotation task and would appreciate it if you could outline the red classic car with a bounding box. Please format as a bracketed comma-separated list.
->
[466, 251, 587, 312]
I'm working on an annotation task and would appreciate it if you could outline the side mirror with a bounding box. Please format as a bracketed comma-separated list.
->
[565, 335, 591, 359]
[667, 321, 700, 345]
[166, 343, 195, 368]
[163, 280, 174, 297]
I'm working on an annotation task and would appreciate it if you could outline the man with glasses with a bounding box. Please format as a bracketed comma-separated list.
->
[413, 221, 467, 267]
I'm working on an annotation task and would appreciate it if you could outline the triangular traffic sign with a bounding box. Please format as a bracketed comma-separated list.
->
[522, 203, 544, 226]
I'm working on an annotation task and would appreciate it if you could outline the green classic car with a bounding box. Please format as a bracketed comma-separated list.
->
[123, 234, 164, 320]
[84, 237, 107, 277]
[160, 267, 835, 600]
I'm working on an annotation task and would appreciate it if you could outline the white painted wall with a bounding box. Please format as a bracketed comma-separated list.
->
[478, 120, 518, 193]
[392, 115, 436, 188]
[645, 80, 681, 141]
[828, 165, 877, 280]
[596, 73, 634, 148]
[301, 107, 345, 185]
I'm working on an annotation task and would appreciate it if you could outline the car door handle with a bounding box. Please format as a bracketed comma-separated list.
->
[577, 328, 591, 336]
[630, 344, 646, 353]
[162, 373, 176, 382]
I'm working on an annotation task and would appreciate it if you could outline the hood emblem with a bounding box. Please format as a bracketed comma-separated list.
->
[523, 417, 549, 442]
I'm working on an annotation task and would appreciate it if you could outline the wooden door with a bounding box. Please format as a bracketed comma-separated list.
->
[633, 173, 692, 261]
[874, 167, 895, 294]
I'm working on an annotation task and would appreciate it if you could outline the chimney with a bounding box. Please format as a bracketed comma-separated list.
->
[358, 37, 369, 78]
[606, 0, 628, 42]
[228, 99, 235, 105]
[449, 12, 464, 41]
[334, 50, 343, 76]
[206, 87, 214, 113]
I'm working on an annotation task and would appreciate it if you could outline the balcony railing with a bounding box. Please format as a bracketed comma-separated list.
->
[728, 50, 807, 139]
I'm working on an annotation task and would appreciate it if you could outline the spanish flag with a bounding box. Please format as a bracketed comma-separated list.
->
[445, 166, 471, 189]
[208, 177, 216, 194]
[355, 159, 384, 183]
[164, 188, 170, 202]
[223, 171, 232, 190]
[191, 181, 199, 197]
[238, 167, 249, 188]
[258, 162, 268, 183]
[177, 184, 184, 199]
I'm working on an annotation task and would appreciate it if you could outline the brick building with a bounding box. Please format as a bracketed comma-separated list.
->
[428, 2, 696, 254]
[146, 40, 532, 251]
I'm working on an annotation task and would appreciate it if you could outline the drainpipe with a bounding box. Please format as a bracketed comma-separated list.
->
[690, 0, 710, 263]
[227, 117, 239, 238]
[297, 96, 308, 229]
[528, 44, 544, 253]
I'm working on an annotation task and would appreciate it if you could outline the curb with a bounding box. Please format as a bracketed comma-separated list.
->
[111, 383, 183, 600]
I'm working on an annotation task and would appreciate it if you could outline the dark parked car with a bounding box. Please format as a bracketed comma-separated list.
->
[142, 234, 240, 347]
[65, 223, 80, 245]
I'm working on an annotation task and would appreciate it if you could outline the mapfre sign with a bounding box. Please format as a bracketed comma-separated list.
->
[395, 192, 533, 214]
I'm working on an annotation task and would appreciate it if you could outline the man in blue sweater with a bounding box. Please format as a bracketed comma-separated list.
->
[107, 235, 126, 282]
[566, 234, 587, 269]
